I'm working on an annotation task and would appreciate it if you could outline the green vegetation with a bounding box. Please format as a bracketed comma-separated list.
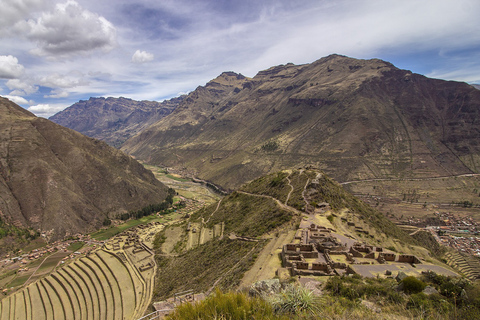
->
[240, 172, 291, 204]
[117, 188, 176, 220]
[153, 229, 167, 252]
[261, 140, 279, 152]
[0, 216, 40, 255]
[153, 238, 265, 300]
[267, 285, 320, 315]
[166, 289, 284, 320]
[401, 276, 426, 294]
[327, 215, 334, 223]
[411, 230, 446, 257]
[67, 241, 84, 252]
[192, 191, 293, 237]
[166, 286, 324, 320]
[91, 214, 169, 240]
[324, 272, 480, 319]
[287, 171, 310, 210]
[307, 172, 416, 245]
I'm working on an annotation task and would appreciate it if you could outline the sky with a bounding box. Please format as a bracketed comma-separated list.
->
[1, 0, 480, 118]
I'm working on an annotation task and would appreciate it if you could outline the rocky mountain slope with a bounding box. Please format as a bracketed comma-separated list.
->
[122, 55, 480, 189]
[0, 97, 168, 239]
[49, 96, 182, 147]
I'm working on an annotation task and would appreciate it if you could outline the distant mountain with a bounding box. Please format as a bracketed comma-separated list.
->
[121, 55, 480, 189]
[0, 97, 168, 239]
[49, 96, 182, 147]
[472, 84, 480, 90]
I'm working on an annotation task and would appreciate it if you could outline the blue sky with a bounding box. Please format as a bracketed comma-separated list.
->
[1, 0, 479, 118]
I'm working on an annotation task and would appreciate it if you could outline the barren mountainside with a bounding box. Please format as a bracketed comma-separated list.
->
[122, 55, 480, 189]
[0, 97, 168, 239]
[49, 96, 182, 147]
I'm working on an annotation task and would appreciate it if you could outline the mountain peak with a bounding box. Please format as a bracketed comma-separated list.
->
[122, 54, 480, 189]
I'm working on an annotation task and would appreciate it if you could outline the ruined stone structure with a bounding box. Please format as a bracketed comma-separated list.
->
[281, 223, 422, 277]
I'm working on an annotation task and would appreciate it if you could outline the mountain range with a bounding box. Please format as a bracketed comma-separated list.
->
[49, 96, 182, 147]
[0, 97, 168, 239]
[115, 54, 480, 189]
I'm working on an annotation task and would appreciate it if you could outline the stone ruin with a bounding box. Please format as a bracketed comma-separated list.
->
[281, 223, 422, 277]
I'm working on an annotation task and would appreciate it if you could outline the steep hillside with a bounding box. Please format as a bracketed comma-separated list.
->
[122, 55, 480, 189]
[0, 97, 168, 239]
[50, 96, 182, 147]
[151, 168, 443, 302]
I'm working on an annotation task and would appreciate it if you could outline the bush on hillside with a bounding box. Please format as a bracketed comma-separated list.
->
[401, 276, 426, 294]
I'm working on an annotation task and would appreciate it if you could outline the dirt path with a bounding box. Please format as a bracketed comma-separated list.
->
[205, 198, 222, 224]
[237, 191, 303, 215]
[285, 173, 294, 206]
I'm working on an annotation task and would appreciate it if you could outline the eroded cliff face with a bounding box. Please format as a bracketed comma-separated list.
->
[0, 97, 168, 239]
[121, 55, 480, 189]
[49, 96, 181, 147]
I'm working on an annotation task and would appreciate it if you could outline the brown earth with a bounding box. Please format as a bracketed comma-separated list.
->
[122, 55, 480, 190]
[0, 97, 168, 239]
[49, 96, 182, 147]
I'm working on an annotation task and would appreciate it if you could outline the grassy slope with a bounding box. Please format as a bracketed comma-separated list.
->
[153, 239, 265, 300]
[191, 192, 293, 237]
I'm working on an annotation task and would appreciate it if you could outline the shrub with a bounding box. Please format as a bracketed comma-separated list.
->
[327, 215, 334, 223]
[267, 285, 320, 315]
[402, 276, 426, 294]
[166, 289, 282, 320]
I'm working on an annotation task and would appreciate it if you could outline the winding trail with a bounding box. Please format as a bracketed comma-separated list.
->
[237, 191, 303, 216]
[205, 199, 223, 224]
[285, 173, 294, 206]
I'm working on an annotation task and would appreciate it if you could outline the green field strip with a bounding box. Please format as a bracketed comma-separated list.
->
[27, 284, 46, 320]
[51, 273, 81, 319]
[62, 266, 93, 320]
[76, 260, 107, 319]
[36, 281, 54, 320]
[42, 278, 66, 320]
[55, 270, 85, 320]
[13, 290, 27, 320]
[10, 292, 16, 319]
[98, 250, 137, 319]
[68, 264, 99, 319]
[1, 296, 10, 320]
[90, 254, 123, 320]
[25, 285, 33, 320]
[82, 257, 115, 320]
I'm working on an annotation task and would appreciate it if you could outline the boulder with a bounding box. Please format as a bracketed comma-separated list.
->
[249, 279, 281, 297]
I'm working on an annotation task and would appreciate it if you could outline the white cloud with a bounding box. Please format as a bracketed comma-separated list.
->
[6, 79, 38, 95]
[27, 103, 66, 118]
[39, 73, 87, 88]
[4, 95, 29, 105]
[0, 56, 25, 79]
[18, 0, 117, 58]
[0, 0, 48, 33]
[44, 89, 69, 98]
[132, 50, 154, 63]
